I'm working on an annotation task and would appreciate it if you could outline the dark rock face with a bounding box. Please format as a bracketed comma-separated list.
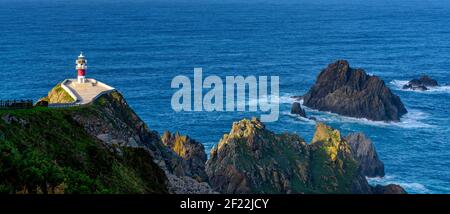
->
[372, 184, 407, 194]
[206, 118, 373, 194]
[291, 102, 307, 117]
[346, 133, 385, 177]
[303, 60, 407, 122]
[161, 131, 208, 182]
[403, 75, 439, 91]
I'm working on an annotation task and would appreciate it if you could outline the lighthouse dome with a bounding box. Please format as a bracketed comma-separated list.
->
[78, 52, 85, 58]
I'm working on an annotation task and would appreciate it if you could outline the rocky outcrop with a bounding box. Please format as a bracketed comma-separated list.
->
[403, 75, 439, 91]
[309, 123, 373, 194]
[69, 91, 214, 193]
[372, 184, 407, 194]
[38, 83, 75, 104]
[302, 60, 407, 122]
[346, 133, 385, 177]
[291, 102, 306, 117]
[161, 131, 208, 182]
[206, 118, 374, 194]
[166, 174, 216, 194]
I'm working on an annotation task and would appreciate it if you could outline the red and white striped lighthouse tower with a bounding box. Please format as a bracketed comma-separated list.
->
[76, 52, 87, 83]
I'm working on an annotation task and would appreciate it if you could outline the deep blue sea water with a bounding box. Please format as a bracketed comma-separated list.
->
[1, 0, 450, 193]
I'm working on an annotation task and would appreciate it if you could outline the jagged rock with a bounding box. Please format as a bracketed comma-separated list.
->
[161, 131, 208, 182]
[346, 133, 385, 177]
[291, 102, 306, 117]
[166, 174, 216, 194]
[302, 60, 407, 122]
[206, 118, 373, 194]
[372, 184, 407, 194]
[403, 75, 438, 91]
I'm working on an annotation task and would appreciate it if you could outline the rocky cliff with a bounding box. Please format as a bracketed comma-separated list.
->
[69, 91, 214, 193]
[0, 104, 167, 193]
[302, 60, 407, 121]
[0, 87, 214, 194]
[1, 83, 405, 194]
[161, 131, 208, 182]
[206, 118, 405, 194]
[207, 118, 375, 193]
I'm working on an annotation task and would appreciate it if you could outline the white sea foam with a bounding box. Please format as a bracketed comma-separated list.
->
[367, 175, 431, 193]
[282, 110, 316, 124]
[240, 93, 295, 108]
[319, 109, 432, 129]
[390, 80, 450, 93]
[291, 100, 433, 129]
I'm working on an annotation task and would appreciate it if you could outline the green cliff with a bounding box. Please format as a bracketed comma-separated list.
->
[0, 95, 167, 193]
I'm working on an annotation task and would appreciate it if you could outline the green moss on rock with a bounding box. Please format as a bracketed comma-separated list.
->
[39, 83, 75, 104]
[206, 118, 371, 194]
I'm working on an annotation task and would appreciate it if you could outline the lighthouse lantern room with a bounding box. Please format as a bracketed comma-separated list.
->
[76, 52, 87, 84]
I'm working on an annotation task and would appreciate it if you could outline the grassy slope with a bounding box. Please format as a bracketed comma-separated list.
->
[0, 105, 168, 194]
[39, 84, 75, 103]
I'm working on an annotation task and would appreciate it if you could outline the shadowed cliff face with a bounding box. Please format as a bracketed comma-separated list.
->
[346, 133, 385, 177]
[161, 131, 208, 182]
[302, 60, 407, 122]
[206, 118, 374, 194]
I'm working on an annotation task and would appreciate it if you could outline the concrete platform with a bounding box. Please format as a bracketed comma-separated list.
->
[62, 79, 114, 104]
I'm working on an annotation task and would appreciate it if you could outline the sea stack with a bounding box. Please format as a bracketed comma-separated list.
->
[291, 102, 307, 117]
[402, 75, 439, 91]
[302, 60, 407, 122]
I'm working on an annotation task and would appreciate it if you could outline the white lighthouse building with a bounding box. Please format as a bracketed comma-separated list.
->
[76, 52, 87, 84]
[59, 52, 115, 105]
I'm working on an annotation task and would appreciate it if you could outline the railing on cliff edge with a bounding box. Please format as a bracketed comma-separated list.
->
[0, 99, 34, 110]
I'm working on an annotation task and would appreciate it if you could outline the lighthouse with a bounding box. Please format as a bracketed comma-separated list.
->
[76, 52, 87, 84]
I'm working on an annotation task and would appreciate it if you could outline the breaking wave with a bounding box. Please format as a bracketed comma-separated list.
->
[288, 100, 433, 129]
[367, 175, 431, 194]
[282, 110, 317, 124]
[240, 93, 296, 108]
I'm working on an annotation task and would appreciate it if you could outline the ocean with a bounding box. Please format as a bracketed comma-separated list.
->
[0, 0, 449, 193]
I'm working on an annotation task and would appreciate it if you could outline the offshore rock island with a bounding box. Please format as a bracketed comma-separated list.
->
[301, 60, 407, 122]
